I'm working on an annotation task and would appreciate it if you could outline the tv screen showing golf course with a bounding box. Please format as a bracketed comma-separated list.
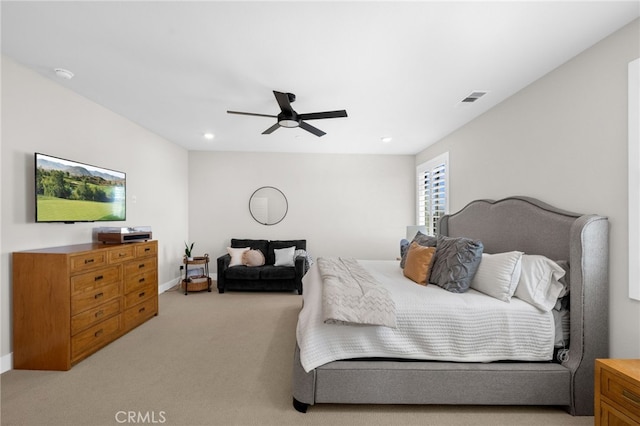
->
[35, 153, 126, 223]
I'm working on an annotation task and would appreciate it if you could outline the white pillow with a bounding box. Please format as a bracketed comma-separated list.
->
[274, 246, 296, 267]
[227, 247, 250, 267]
[514, 255, 566, 311]
[470, 251, 523, 302]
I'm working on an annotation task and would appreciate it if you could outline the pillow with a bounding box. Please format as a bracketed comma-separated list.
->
[552, 307, 570, 348]
[242, 249, 265, 267]
[227, 247, 250, 267]
[429, 235, 483, 293]
[403, 242, 437, 285]
[400, 231, 438, 268]
[400, 239, 410, 261]
[274, 246, 296, 267]
[470, 251, 524, 302]
[556, 260, 570, 297]
[514, 255, 566, 311]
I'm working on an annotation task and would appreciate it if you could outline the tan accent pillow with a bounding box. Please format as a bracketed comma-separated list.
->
[227, 247, 249, 267]
[242, 249, 265, 267]
[403, 242, 436, 285]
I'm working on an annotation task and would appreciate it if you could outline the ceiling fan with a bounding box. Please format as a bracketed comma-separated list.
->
[227, 91, 348, 137]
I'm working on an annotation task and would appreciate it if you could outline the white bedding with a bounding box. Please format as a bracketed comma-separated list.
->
[296, 260, 555, 373]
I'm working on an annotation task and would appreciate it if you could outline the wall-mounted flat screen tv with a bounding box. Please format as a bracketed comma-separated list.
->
[35, 153, 126, 223]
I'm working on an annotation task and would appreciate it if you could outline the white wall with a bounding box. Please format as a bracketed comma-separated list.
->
[1, 57, 190, 365]
[416, 19, 640, 358]
[188, 151, 414, 266]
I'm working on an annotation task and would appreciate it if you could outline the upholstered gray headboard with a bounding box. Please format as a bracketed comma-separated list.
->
[439, 196, 609, 415]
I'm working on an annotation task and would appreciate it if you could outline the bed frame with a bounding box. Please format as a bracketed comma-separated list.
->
[292, 196, 608, 416]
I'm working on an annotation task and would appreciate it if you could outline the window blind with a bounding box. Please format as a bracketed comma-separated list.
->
[416, 153, 449, 236]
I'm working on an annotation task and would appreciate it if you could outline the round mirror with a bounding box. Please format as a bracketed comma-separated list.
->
[249, 186, 288, 225]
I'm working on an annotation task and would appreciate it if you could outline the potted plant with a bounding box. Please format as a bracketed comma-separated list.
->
[184, 242, 194, 261]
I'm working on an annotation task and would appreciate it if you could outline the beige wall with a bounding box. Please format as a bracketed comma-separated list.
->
[188, 151, 414, 264]
[1, 57, 190, 368]
[416, 19, 640, 358]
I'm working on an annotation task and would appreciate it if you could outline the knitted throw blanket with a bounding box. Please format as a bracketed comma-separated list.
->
[318, 257, 396, 328]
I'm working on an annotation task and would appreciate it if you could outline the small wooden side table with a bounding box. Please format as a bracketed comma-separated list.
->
[595, 358, 640, 425]
[182, 255, 212, 295]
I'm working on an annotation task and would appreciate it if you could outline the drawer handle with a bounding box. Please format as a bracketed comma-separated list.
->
[95, 310, 104, 318]
[623, 389, 640, 405]
[94, 292, 104, 299]
[94, 275, 103, 281]
[138, 307, 146, 313]
[94, 329, 103, 338]
[138, 278, 145, 283]
[138, 263, 145, 269]
[119, 252, 126, 257]
[138, 292, 146, 298]
[144, 248, 151, 252]
[84, 258, 95, 264]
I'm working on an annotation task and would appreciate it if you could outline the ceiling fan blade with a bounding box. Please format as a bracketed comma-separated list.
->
[299, 121, 326, 137]
[262, 123, 281, 135]
[273, 91, 295, 115]
[227, 110, 277, 118]
[298, 110, 348, 120]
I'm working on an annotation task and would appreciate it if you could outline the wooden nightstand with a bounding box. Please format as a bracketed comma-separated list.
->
[595, 359, 640, 425]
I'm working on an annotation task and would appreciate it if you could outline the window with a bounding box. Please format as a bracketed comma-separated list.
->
[416, 152, 449, 236]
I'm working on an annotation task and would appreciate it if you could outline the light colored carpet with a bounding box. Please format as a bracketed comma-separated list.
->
[1, 288, 593, 426]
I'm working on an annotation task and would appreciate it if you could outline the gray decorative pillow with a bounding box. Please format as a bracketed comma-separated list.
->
[400, 231, 438, 268]
[429, 235, 484, 293]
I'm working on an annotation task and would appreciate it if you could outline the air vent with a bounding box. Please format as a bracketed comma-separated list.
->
[461, 91, 487, 103]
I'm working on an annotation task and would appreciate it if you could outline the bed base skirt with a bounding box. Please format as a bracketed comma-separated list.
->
[292, 345, 578, 414]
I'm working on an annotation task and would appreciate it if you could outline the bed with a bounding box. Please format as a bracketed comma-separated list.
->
[292, 196, 608, 416]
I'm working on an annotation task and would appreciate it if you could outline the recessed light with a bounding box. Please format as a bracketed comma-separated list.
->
[54, 68, 74, 80]
[381, 136, 392, 143]
[203, 133, 215, 140]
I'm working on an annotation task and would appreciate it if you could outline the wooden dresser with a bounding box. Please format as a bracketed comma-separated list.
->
[12, 240, 158, 370]
[595, 358, 640, 425]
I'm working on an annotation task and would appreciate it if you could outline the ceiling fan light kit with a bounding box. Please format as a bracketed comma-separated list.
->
[227, 90, 347, 137]
[278, 118, 299, 128]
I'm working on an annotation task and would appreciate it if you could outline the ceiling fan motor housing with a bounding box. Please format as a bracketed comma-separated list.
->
[277, 112, 299, 128]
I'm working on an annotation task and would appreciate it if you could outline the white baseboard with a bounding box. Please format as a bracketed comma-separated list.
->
[1, 352, 12, 373]
[159, 279, 180, 294]
[159, 273, 216, 294]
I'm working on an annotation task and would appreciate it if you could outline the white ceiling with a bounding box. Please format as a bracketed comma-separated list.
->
[2, 1, 638, 155]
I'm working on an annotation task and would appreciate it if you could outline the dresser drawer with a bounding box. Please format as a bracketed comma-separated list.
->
[71, 314, 121, 361]
[70, 251, 107, 273]
[124, 257, 157, 277]
[71, 282, 121, 316]
[71, 265, 121, 294]
[601, 367, 640, 420]
[124, 282, 156, 308]
[71, 298, 121, 336]
[108, 245, 136, 263]
[600, 400, 638, 425]
[124, 297, 157, 330]
[136, 242, 157, 258]
[124, 270, 157, 294]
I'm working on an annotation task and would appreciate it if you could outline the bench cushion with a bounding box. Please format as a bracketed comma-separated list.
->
[260, 265, 296, 280]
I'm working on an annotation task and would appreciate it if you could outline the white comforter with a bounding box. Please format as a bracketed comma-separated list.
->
[296, 260, 555, 373]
